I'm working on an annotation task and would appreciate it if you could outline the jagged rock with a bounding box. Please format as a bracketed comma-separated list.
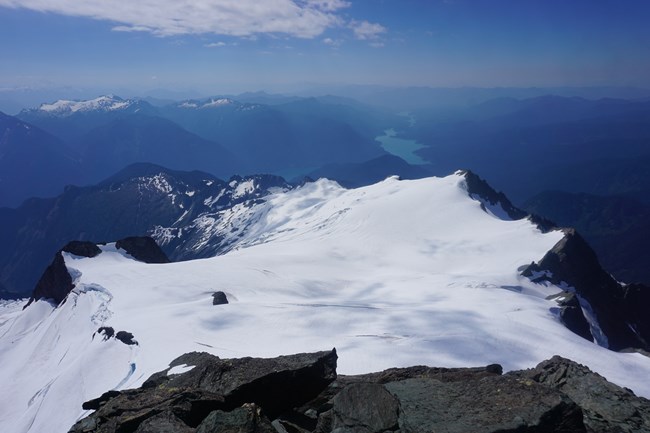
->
[196, 404, 275, 433]
[134, 410, 194, 433]
[82, 390, 121, 410]
[70, 350, 337, 433]
[24, 252, 73, 308]
[147, 350, 338, 418]
[553, 292, 593, 342]
[316, 383, 399, 433]
[70, 351, 650, 433]
[513, 356, 650, 433]
[95, 326, 115, 340]
[62, 241, 102, 258]
[387, 376, 585, 433]
[115, 331, 138, 345]
[212, 291, 229, 305]
[524, 229, 650, 351]
[115, 236, 170, 264]
[458, 169, 527, 220]
[457, 169, 556, 233]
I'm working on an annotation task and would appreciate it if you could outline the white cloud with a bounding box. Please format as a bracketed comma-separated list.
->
[205, 42, 227, 48]
[350, 20, 386, 40]
[323, 37, 342, 47]
[0, 0, 352, 38]
[369, 42, 384, 48]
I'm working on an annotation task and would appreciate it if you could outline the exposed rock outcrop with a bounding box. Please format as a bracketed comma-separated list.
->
[69, 351, 650, 433]
[62, 241, 102, 258]
[115, 236, 170, 264]
[24, 237, 168, 309]
[524, 229, 650, 351]
[212, 291, 228, 305]
[24, 252, 73, 308]
[70, 349, 338, 433]
[511, 356, 650, 433]
[458, 169, 557, 232]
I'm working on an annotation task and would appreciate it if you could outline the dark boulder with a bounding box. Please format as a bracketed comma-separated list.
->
[115, 236, 170, 264]
[385, 376, 585, 433]
[82, 390, 121, 410]
[115, 330, 138, 345]
[212, 291, 229, 305]
[95, 326, 115, 340]
[134, 410, 195, 433]
[71, 350, 337, 433]
[61, 240, 102, 258]
[196, 404, 275, 433]
[512, 356, 650, 433]
[316, 383, 399, 433]
[24, 252, 73, 308]
[147, 350, 338, 418]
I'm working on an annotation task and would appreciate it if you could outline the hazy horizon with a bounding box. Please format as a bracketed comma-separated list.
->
[2, 0, 649, 96]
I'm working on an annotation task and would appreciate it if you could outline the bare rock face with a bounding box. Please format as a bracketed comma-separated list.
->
[512, 356, 650, 433]
[69, 352, 650, 433]
[69, 350, 338, 433]
[24, 252, 73, 308]
[524, 229, 650, 351]
[115, 236, 170, 264]
[384, 376, 584, 433]
[62, 241, 102, 258]
[212, 291, 228, 305]
[24, 237, 168, 309]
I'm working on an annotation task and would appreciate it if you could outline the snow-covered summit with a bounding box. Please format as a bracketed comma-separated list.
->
[2, 172, 650, 433]
[29, 95, 140, 116]
[175, 97, 259, 111]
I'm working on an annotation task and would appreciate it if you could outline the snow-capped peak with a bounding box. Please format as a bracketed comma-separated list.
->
[202, 97, 233, 108]
[36, 95, 135, 115]
[177, 98, 235, 109]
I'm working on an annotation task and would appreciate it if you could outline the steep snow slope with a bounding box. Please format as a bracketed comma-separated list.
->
[1, 173, 650, 433]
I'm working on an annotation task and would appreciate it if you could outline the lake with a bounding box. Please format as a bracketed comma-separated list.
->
[375, 128, 428, 165]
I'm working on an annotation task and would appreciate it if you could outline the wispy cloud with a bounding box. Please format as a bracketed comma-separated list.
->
[350, 20, 387, 40]
[369, 42, 384, 48]
[323, 37, 342, 47]
[0, 0, 354, 38]
[204, 42, 228, 48]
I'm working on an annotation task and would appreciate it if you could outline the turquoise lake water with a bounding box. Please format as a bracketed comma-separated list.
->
[375, 128, 428, 165]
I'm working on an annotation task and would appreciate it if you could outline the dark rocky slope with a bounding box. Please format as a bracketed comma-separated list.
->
[461, 171, 650, 352]
[25, 236, 167, 307]
[523, 229, 650, 352]
[0, 163, 289, 298]
[70, 350, 650, 433]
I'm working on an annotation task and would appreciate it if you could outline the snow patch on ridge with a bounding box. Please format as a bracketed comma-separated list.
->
[38, 96, 134, 115]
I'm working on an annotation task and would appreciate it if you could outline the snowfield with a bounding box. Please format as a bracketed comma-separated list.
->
[1, 173, 650, 433]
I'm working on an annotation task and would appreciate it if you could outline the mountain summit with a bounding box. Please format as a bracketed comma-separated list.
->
[2, 171, 650, 433]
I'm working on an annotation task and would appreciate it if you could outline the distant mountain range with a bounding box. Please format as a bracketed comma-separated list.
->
[402, 95, 650, 204]
[2, 92, 650, 288]
[1, 94, 398, 207]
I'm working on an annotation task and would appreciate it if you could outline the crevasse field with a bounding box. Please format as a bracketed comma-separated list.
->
[2, 173, 649, 433]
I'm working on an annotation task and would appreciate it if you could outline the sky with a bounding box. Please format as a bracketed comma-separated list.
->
[1, 0, 650, 95]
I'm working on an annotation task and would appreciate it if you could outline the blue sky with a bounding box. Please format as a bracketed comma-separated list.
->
[1, 0, 649, 95]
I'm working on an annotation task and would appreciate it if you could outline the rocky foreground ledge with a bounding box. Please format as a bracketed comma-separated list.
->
[70, 349, 650, 433]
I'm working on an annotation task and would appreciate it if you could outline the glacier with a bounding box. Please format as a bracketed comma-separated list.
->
[1, 172, 650, 433]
